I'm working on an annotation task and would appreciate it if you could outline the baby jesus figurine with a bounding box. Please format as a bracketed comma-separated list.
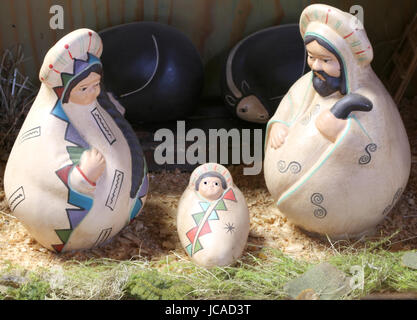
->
[177, 163, 250, 267]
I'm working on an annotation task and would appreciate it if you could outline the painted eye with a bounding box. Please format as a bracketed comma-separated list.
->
[215, 182, 219, 186]
[239, 106, 248, 113]
[204, 181, 208, 185]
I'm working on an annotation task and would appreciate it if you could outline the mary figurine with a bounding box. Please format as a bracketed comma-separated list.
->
[4, 29, 149, 252]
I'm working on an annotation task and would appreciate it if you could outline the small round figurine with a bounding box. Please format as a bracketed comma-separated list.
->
[177, 163, 250, 267]
[99, 22, 204, 123]
[3, 29, 149, 252]
[222, 24, 306, 124]
[264, 4, 411, 239]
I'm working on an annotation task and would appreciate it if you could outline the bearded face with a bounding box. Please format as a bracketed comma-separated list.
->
[305, 38, 345, 97]
[312, 70, 343, 97]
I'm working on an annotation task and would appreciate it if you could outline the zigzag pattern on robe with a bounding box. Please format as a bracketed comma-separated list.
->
[96, 87, 146, 199]
[185, 188, 237, 257]
[50, 99, 149, 252]
[48, 54, 148, 251]
[51, 100, 92, 253]
[128, 162, 149, 222]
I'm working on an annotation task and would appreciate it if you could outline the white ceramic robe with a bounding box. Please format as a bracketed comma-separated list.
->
[264, 5, 411, 239]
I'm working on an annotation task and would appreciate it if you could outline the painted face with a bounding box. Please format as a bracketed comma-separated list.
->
[198, 176, 224, 201]
[306, 40, 343, 97]
[306, 40, 341, 77]
[68, 72, 101, 105]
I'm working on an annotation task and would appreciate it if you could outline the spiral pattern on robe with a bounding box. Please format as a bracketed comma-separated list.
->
[382, 187, 404, 216]
[359, 143, 377, 165]
[311, 193, 327, 219]
[278, 160, 302, 174]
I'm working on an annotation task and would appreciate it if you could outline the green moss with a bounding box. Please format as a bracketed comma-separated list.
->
[327, 246, 417, 298]
[3, 274, 50, 300]
[1, 238, 416, 300]
[124, 270, 195, 300]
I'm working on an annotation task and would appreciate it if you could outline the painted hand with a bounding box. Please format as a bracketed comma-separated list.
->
[268, 122, 289, 149]
[315, 109, 347, 143]
[78, 148, 106, 184]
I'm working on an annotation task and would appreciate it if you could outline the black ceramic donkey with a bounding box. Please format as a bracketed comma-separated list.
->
[221, 24, 307, 124]
[100, 22, 204, 123]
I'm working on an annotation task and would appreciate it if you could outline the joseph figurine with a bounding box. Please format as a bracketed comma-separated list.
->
[264, 4, 411, 239]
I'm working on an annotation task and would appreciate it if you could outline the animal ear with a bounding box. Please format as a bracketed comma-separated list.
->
[241, 80, 250, 95]
[225, 95, 237, 106]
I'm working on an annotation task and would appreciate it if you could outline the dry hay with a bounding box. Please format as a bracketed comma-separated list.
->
[0, 45, 38, 153]
[0, 98, 417, 271]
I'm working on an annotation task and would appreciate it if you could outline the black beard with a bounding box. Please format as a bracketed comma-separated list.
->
[312, 70, 342, 97]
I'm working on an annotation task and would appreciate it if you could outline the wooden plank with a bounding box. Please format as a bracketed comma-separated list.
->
[0, 0, 416, 97]
[196, 0, 239, 99]
[393, 52, 407, 79]
[107, 0, 124, 27]
[244, 0, 284, 36]
[279, 0, 310, 24]
[94, 0, 109, 31]
[409, 31, 417, 54]
[394, 56, 417, 104]
[229, 0, 253, 49]
[143, 0, 156, 20]
[13, 0, 32, 77]
[135, 0, 145, 21]
[122, 0, 141, 23]
[71, 0, 84, 29]
[79, 0, 99, 30]
[0, 1, 18, 54]
[152, 0, 172, 24]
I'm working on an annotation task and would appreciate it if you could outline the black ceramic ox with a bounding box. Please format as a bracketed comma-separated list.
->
[221, 24, 307, 124]
[99, 22, 204, 123]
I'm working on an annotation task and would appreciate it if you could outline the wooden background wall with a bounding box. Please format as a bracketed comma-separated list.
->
[0, 0, 416, 99]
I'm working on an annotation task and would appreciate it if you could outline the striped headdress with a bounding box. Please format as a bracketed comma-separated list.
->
[300, 4, 373, 66]
[39, 28, 103, 93]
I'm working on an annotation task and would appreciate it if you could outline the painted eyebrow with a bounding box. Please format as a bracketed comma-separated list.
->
[307, 51, 332, 59]
[79, 80, 100, 87]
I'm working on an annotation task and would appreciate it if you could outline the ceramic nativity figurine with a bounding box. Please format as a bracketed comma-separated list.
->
[222, 24, 306, 124]
[99, 22, 204, 123]
[177, 163, 250, 268]
[3, 29, 149, 253]
[264, 4, 411, 239]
